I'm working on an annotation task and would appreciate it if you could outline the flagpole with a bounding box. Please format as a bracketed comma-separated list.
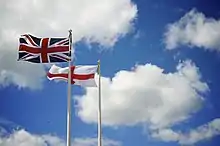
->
[67, 29, 72, 146]
[97, 60, 102, 146]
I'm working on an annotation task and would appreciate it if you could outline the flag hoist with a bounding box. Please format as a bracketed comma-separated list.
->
[18, 30, 102, 146]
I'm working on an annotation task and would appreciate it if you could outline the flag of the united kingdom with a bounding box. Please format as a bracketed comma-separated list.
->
[18, 34, 71, 63]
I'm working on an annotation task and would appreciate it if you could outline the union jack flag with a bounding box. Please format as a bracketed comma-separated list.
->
[18, 34, 71, 63]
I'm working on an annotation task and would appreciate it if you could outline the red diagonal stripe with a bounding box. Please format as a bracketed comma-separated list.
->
[57, 39, 69, 45]
[50, 54, 70, 61]
[22, 34, 38, 47]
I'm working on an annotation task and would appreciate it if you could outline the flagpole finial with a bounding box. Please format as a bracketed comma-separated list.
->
[68, 29, 72, 37]
[68, 29, 72, 42]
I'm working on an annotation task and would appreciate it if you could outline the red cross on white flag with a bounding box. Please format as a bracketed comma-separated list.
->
[47, 64, 98, 87]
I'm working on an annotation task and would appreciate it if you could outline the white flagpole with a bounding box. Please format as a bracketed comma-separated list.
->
[97, 60, 102, 146]
[67, 29, 72, 146]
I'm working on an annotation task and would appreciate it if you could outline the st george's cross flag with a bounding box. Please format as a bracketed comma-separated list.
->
[18, 34, 71, 63]
[47, 64, 98, 87]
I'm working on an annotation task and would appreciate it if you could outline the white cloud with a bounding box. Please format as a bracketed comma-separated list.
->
[0, 0, 137, 89]
[151, 129, 180, 142]
[152, 118, 220, 145]
[73, 137, 121, 146]
[0, 130, 51, 146]
[0, 54, 45, 90]
[164, 9, 220, 51]
[0, 129, 121, 146]
[75, 60, 209, 129]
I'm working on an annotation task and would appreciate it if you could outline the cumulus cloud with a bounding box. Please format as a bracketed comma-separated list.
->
[0, 130, 61, 146]
[75, 60, 209, 129]
[0, 129, 121, 146]
[152, 118, 220, 145]
[73, 137, 121, 146]
[164, 9, 220, 51]
[0, 0, 137, 89]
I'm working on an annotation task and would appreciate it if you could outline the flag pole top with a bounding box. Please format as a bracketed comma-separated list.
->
[69, 29, 72, 38]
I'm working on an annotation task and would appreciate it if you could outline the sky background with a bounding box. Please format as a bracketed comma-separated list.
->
[0, 0, 220, 146]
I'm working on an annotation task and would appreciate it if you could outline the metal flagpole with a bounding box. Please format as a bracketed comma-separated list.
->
[67, 29, 72, 146]
[97, 60, 102, 146]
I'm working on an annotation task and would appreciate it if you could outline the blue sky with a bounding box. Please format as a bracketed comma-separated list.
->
[0, 0, 220, 146]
